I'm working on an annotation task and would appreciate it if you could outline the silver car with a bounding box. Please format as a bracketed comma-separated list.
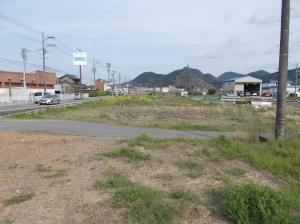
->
[33, 92, 51, 104]
[40, 94, 60, 105]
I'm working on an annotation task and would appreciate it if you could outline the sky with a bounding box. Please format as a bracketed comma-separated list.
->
[0, 0, 299, 84]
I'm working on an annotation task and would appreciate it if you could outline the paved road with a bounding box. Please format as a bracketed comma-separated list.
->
[0, 98, 102, 116]
[0, 120, 235, 139]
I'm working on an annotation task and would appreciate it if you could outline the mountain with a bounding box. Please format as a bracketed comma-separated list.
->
[130, 67, 214, 89]
[246, 69, 298, 83]
[217, 72, 244, 82]
[129, 67, 299, 89]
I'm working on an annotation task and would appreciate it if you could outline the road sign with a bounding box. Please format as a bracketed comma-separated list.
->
[73, 52, 88, 66]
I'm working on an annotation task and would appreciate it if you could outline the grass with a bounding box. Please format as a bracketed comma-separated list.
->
[4, 193, 34, 206]
[93, 171, 177, 224]
[212, 183, 298, 224]
[153, 173, 175, 182]
[93, 171, 134, 190]
[169, 189, 196, 202]
[176, 160, 204, 179]
[216, 136, 300, 212]
[228, 167, 246, 177]
[9, 95, 299, 134]
[103, 147, 150, 162]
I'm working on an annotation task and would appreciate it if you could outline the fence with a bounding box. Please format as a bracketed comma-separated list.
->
[0, 93, 89, 106]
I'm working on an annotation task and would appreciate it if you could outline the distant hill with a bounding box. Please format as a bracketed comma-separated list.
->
[130, 67, 214, 89]
[130, 67, 299, 89]
[217, 72, 244, 82]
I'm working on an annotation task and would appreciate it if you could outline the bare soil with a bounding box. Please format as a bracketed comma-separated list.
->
[0, 131, 280, 224]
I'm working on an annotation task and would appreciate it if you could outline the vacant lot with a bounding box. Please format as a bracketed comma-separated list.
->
[9, 96, 300, 136]
[0, 132, 299, 223]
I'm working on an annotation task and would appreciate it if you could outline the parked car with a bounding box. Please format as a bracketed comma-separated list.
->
[262, 93, 272, 97]
[40, 94, 60, 105]
[33, 92, 51, 104]
[252, 92, 258, 96]
[244, 92, 251, 97]
[74, 93, 81, 100]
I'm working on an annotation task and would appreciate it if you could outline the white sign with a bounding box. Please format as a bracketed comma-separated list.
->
[73, 52, 88, 66]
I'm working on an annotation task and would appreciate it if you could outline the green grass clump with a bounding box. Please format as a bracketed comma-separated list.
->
[104, 147, 150, 162]
[4, 193, 34, 206]
[169, 189, 195, 202]
[214, 183, 297, 224]
[93, 171, 134, 190]
[176, 160, 204, 179]
[94, 171, 177, 224]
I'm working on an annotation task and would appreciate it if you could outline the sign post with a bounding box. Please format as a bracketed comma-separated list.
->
[73, 52, 87, 96]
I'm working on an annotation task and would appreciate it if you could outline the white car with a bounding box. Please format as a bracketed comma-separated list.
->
[33, 92, 51, 104]
[40, 94, 60, 105]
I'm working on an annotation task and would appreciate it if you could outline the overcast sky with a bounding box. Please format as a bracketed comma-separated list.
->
[0, 0, 299, 83]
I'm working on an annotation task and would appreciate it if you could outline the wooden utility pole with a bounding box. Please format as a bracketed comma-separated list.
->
[275, 0, 290, 139]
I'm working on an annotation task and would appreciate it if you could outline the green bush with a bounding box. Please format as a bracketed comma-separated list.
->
[208, 88, 217, 95]
[89, 91, 107, 97]
[217, 183, 296, 224]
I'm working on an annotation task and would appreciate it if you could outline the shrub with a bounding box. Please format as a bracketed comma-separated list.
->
[208, 88, 217, 95]
[216, 183, 296, 224]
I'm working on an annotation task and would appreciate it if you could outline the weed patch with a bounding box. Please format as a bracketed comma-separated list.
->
[93, 171, 177, 224]
[212, 183, 298, 224]
[104, 147, 150, 162]
[4, 193, 34, 206]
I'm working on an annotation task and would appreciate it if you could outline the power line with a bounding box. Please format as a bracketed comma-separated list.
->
[0, 12, 41, 34]
[0, 57, 77, 76]
[0, 24, 40, 43]
[70, 0, 127, 34]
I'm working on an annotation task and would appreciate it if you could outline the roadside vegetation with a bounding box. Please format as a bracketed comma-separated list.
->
[9, 95, 300, 135]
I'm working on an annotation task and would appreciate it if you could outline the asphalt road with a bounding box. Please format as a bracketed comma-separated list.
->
[0, 120, 235, 139]
[0, 98, 101, 116]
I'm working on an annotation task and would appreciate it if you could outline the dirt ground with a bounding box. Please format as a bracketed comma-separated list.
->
[0, 131, 280, 224]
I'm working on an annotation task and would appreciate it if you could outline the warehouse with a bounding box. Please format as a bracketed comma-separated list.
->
[223, 76, 262, 96]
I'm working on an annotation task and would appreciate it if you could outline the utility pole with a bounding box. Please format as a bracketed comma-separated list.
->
[295, 64, 298, 102]
[41, 32, 55, 93]
[118, 73, 121, 95]
[21, 48, 28, 89]
[112, 70, 116, 94]
[275, 0, 291, 139]
[42, 32, 46, 93]
[106, 63, 111, 82]
[92, 59, 96, 90]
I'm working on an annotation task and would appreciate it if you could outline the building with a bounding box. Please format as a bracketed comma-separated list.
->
[223, 76, 262, 95]
[262, 80, 300, 97]
[0, 70, 56, 96]
[57, 74, 85, 93]
[95, 79, 105, 91]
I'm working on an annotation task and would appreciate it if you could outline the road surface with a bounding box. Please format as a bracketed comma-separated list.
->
[0, 120, 236, 139]
[0, 98, 102, 116]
